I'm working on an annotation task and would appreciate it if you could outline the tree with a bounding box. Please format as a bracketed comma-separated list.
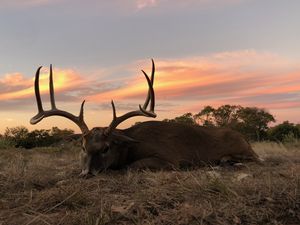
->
[163, 113, 196, 125]
[212, 105, 241, 127]
[163, 105, 275, 141]
[50, 127, 74, 142]
[3, 126, 75, 149]
[268, 121, 300, 142]
[236, 107, 275, 141]
[27, 129, 52, 147]
[194, 106, 215, 127]
[4, 126, 30, 148]
[194, 105, 241, 128]
[195, 105, 275, 141]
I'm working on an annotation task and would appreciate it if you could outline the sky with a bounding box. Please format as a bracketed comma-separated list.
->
[0, 0, 300, 133]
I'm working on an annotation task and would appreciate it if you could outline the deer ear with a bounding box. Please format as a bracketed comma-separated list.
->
[112, 133, 138, 144]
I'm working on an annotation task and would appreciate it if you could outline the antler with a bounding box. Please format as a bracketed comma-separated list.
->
[30, 65, 89, 133]
[105, 59, 156, 135]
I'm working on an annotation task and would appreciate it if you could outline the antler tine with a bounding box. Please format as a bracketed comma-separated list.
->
[105, 60, 156, 135]
[111, 100, 117, 120]
[30, 65, 89, 133]
[139, 70, 155, 115]
[30, 66, 45, 124]
[35, 66, 44, 113]
[49, 64, 57, 110]
[142, 58, 155, 110]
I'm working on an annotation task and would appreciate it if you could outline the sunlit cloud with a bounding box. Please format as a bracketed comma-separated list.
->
[1, 50, 299, 114]
[1, 50, 299, 132]
[136, 0, 157, 9]
[0, 67, 87, 101]
[87, 50, 300, 112]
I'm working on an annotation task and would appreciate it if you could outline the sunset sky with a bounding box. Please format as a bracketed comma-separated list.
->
[0, 0, 300, 133]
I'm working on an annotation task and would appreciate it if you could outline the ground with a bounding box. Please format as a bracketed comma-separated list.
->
[0, 142, 299, 225]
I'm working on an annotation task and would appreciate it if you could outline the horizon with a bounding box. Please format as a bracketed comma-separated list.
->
[1, 0, 300, 133]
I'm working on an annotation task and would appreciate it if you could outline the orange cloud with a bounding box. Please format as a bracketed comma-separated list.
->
[0, 73, 32, 87]
[0, 67, 86, 101]
[1, 50, 300, 132]
[86, 50, 300, 115]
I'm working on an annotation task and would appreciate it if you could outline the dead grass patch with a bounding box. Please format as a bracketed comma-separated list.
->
[0, 142, 299, 225]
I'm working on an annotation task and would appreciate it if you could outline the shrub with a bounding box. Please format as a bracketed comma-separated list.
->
[3, 126, 75, 149]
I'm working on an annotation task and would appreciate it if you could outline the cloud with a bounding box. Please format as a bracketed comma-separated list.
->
[136, 0, 158, 9]
[0, 67, 88, 101]
[0, 0, 246, 12]
[134, 0, 246, 10]
[1, 50, 300, 129]
[0, 73, 32, 92]
[85, 50, 300, 115]
[0, 0, 54, 9]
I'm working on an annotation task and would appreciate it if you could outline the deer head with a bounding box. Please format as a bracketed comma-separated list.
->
[30, 60, 156, 176]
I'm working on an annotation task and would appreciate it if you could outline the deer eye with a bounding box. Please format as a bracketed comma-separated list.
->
[102, 145, 109, 155]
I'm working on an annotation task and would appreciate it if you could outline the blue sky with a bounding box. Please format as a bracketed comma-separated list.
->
[0, 0, 300, 132]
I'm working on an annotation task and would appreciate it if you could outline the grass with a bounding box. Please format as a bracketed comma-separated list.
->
[0, 142, 299, 225]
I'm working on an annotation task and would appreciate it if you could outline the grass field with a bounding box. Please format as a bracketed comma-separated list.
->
[0, 142, 299, 225]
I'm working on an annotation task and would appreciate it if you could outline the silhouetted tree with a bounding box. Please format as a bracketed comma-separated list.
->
[268, 121, 300, 142]
[163, 113, 196, 125]
[195, 105, 275, 141]
[50, 127, 74, 142]
[4, 126, 30, 148]
[194, 106, 215, 127]
[236, 107, 275, 141]
[3, 126, 74, 149]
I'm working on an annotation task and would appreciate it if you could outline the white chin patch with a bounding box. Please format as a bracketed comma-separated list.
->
[79, 169, 90, 177]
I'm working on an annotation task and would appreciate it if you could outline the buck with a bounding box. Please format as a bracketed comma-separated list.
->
[30, 60, 258, 176]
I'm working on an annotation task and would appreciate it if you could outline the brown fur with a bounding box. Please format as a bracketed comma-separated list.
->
[80, 121, 258, 175]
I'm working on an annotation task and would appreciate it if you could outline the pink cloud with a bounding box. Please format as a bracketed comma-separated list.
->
[136, 0, 157, 9]
[134, 0, 246, 10]
[82, 50, 300, 128]
[1, 50, 300, 131]
[0, 67, 87, 101]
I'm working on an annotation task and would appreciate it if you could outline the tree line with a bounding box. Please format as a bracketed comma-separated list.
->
[163, 105, 300, 142]
[0, 126, 74, 149]
[1, 104, 300, 149]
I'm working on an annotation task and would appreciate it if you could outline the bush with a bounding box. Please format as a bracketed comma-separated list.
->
[268, 121, 300, 142]
[0, 136, 11, 149]
[3, 126, 75, 149]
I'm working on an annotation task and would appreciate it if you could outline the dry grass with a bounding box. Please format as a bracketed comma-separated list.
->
[0, 143, 299, 225]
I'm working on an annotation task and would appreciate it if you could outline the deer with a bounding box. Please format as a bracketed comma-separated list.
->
[30, 60, 258, 176]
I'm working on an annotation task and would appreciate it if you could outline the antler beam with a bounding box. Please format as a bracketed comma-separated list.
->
[105, 59, 156, 135]
[30, 65, 89, 133]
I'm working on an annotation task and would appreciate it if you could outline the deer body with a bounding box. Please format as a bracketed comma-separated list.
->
[126, 121, 257, 166]
[81, 121, 258, 174]
[30, 60, 258, 176]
